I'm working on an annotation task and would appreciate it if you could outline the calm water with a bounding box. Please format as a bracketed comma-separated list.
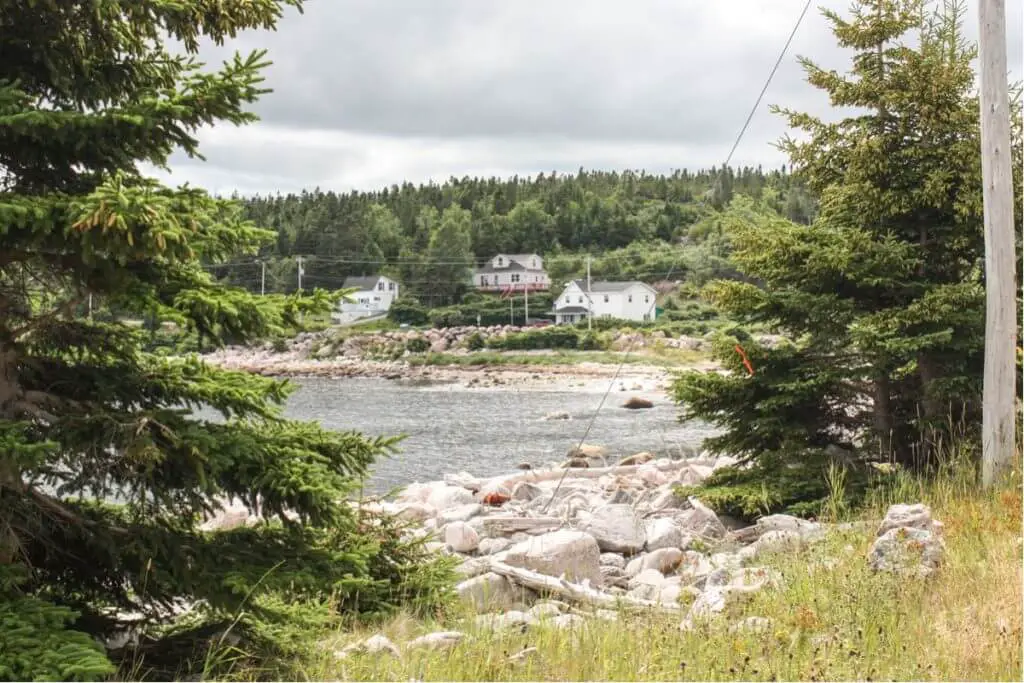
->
[276, 377, 718, 493]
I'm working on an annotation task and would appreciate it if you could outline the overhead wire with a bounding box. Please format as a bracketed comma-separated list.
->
[540, 0, 813, 514]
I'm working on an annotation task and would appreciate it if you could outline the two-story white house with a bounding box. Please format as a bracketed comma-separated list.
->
[550, 280, 659, 325]
[473, 253, 551, 292]
[338, 275, 400, 320]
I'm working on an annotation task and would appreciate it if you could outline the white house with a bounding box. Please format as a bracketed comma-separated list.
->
[338, 275, 399, 319]
[550, 280, 658, 325]
[473, 253, 551, 292]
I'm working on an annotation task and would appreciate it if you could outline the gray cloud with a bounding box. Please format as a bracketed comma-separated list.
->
[155, 0, 1023, 194]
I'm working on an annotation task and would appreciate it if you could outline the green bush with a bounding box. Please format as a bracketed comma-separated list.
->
[388, 297, 429, 326]
[487, 326, 583, 350]
[463, 332, 486, 351]
[578, 331, 605, 350]
[405, 337, 430, 354]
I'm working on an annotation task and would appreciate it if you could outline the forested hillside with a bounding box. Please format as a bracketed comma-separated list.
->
[216, 167, 817, 304]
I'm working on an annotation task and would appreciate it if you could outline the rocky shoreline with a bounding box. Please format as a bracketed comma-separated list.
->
[334, 451, 944, 658]
[200, 445, 945, 661]
[199, 324, 730, 391]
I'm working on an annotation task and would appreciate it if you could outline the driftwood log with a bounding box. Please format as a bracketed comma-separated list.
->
[487, 561, 683, 614]
[485, 461, 698, 491]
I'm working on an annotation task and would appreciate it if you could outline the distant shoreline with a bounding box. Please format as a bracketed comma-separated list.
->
[200, 348, 722, 394]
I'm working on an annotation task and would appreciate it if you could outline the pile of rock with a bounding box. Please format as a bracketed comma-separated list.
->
[356, 449, 822, 635]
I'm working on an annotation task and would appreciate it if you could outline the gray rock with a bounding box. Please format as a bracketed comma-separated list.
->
[478, 537, 514, 555]
[427, 485, 477, 512]
[455, 557, 491, 579]
[527, 602, 564, 620]
[406, 631, 465, 651]
[678, 498, 728, 540]
[511, 481, 543, 503]
[503, 529, 603, 585]
[877, 503, 940, 536]
[474, 611, 535, 632]
[582, 504, 647, 554]
[394, 502, 436, 523]
[599, 552, 626, 569]
[607, 489, 635, 505]
[638, 547, 685, 574]
[628, 568, 667, 590]
[335, 634, 400, 659]
[733, 513, 823, 543]
[439, 503, 483, 525]
[645, 517, 684, 551]
[445, 521, 480, 553]
[869, 526, 944, 577]
[456, 572, 533, 612]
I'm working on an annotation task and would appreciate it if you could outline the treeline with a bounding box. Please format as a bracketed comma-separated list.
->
[216, 167, 816, 305]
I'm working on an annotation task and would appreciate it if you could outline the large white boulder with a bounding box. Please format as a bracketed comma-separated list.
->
[427, 485, 477, 512]
[582, 504, 647, 554]
[445, 521, 480, 553]
[678, 498, 728, 540]
[645, 517, 684, 551]
[502, 529, 603, 585]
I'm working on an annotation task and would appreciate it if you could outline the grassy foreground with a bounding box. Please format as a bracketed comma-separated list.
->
[214, 464, 1021, 682]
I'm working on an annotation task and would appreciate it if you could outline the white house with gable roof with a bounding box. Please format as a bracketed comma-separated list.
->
[473, 253, 551, 292]
[337, 274, 400, 320]
[550, 279, 658, 324]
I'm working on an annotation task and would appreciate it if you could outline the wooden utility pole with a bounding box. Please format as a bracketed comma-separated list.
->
[978, 0, 1017, 487]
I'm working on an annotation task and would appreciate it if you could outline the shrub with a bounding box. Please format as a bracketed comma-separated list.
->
[463, 332, 486, 351]
[405, 337, 430, 354]
[388, 297, 429, 326]
[487, 326, 581, 351]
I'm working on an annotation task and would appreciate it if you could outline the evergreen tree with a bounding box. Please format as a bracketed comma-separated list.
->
[673, 0, 1022, 519]
[0, 1, 450, 679]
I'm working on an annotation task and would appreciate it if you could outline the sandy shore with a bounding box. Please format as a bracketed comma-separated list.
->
[200, 348, 721, 395]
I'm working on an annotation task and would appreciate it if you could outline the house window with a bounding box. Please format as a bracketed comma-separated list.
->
[377, 281, 384, 291]
[578, 296, 583, 303]
[388, 282, 395, 291]
[643, 313, 650, 321]
[481, 276, 489, 286]
[627, 295, 633, 303]
[603, 295, 609, 303]
[497, 257, 504, 266]
[644, 295, 650, 303]
[511, 273, 521, 283]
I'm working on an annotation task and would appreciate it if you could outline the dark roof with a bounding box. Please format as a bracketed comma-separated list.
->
[475, 260, 531, 274]
[503, 253, 541, 264]
[343, 275, 384, 290]
[552, 305, 590, 314]
[570, 279, 653, 293]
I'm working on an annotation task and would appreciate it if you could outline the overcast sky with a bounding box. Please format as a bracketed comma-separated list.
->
[147, 0, 1023, 196]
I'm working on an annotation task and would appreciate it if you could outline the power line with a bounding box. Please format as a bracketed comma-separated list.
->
[723, 0, 812, 169]
[542, 0, 812, 513]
